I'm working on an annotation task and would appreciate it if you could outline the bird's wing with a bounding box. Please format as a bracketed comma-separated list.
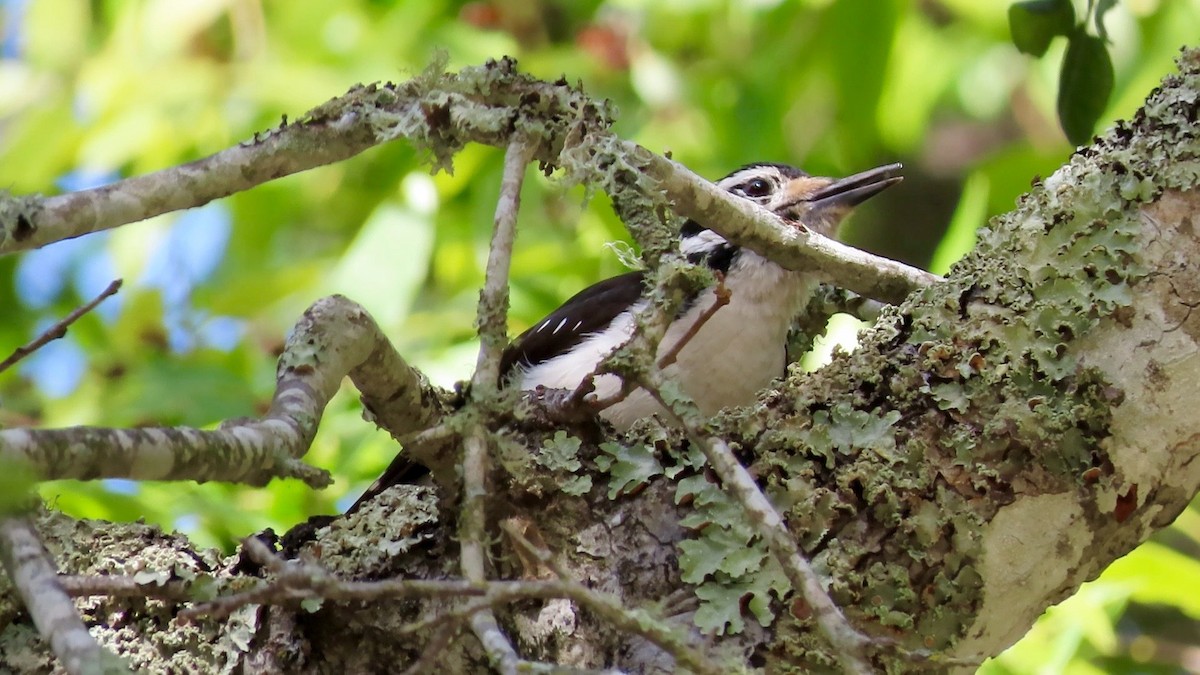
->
[347, 271, 647, 514]
[499, 270, 647, 382]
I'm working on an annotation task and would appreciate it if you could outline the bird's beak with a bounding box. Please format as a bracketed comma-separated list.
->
[804, 163, 904, 209]
[778, 163, 903, 235]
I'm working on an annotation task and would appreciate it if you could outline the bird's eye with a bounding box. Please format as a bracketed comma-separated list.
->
[742, 178, 772, 198]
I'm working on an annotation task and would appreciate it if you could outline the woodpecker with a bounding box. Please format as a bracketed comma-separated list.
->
[349, 161, 901, 511]
[499, 161, 902, 430]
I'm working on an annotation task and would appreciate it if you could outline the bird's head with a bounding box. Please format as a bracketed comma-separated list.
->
[717, 161, 903, 237]
[680, 161, 903, 272]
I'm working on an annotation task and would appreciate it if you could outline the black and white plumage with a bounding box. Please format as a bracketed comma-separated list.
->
[498, 161, 902, 430]
[349, 161, 901, 511]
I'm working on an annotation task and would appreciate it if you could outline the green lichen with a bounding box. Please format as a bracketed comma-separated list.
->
[676, 473, 790, 635]
[0, 508, 242, 673]
[595, 440, 662, 499]
[306, 484, 440, 578]
[724, 49, 1200, 668]
[535, 431, 594, 497]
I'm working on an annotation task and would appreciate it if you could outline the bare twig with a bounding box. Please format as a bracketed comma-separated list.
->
[474, 135, 534, 393]
[242, 535, 288, 573]
[0, 279, 122, 375]
[57, 574, 195, 601]
[639, 369, 876, 675]
[459, 134, 538, 671]
[179, 535, 515, 622]
[470, 608, 522, 675]
[400, 622, 460, 675]
[0, 516, 124, 674]
[656, 276, 730, 370]
[460, 429, 521, 674]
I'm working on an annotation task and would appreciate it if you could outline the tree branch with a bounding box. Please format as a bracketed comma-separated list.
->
[473, 135, 534, 393]
[0, 516, 122, 674]
[622, 145, 939, 304]
[462, 134, 537, 671]
[1, 58, 932, 310]
[0, 295, 445, 487]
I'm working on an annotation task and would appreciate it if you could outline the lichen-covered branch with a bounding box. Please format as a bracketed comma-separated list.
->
[0, 57, 600, 256]
[640, 370, 876, 674]
[702, 49, 1200, 668]
[0, 58, 930, 309]
[0, 294, 443, 487]
[0, 516, 119, 674]
[623, 144, 940, 304]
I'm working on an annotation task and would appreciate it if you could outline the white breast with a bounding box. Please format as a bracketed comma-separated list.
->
[516, 252, 810, 430]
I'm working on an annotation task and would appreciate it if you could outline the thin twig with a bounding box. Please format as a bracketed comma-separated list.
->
[57, 574, 195, 601]
[639, 369, 876, 674]
[0, 295, 450, 489]
[243, 535, 288, 573]
[182, 535, 487, 622]
[625, 144, 940, 304]
[400, 622, 460, 675]
[473, 134, 534, 394]
[0, 516, 124, 674]
[460, 133, 537, 671]
[0, 279, 122, 375]
[461, 428, 520, 674]
[470, 609, 521, 675]
[655, 276, 730, 370]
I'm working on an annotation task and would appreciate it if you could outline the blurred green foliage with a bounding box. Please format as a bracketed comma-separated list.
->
[1, 0, 1198, 670]
[1009, 0, 1120, 144]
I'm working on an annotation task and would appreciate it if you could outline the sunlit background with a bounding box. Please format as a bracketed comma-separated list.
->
[0, 1, 1197, 671]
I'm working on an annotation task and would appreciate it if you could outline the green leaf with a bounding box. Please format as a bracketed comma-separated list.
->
[1008, 0, 1076, 57]
[1058, 32, 1114, 146]
[1092, 0, 1119, 41]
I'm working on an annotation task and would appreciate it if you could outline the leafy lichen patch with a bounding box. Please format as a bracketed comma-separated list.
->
[724, 45, 1200, 669]
[307, 484, 441, 578]
[1, 508, 241, 673]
